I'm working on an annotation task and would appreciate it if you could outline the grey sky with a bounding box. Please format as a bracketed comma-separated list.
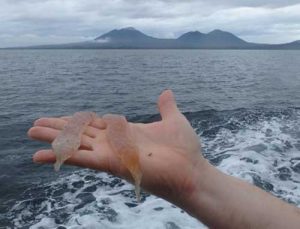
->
[0, 0, 300, 47]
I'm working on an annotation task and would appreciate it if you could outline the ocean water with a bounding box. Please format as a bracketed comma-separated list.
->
[0, 49, 300, 228]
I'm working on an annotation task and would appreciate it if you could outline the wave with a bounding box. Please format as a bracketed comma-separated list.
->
[3, 107, 300, 228]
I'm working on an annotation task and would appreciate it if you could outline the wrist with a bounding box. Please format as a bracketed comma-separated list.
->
[170, 156, 217, 217]
[176, 157, 226, 228]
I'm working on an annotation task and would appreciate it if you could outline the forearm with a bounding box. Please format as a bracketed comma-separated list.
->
[179, 160, 300, 228]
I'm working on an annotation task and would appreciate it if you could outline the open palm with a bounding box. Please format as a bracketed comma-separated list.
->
[28, 90, 204, 203]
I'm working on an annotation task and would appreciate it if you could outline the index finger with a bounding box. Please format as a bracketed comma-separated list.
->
[61, 115, 107, 130]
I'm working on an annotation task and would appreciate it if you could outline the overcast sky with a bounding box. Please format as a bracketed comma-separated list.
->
[1, 0, 300, 47]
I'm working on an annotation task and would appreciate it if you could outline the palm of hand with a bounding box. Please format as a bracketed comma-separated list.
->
[28, 90, 203, 202]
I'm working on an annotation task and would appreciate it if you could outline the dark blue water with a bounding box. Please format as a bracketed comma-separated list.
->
[0, 49, 300, 228]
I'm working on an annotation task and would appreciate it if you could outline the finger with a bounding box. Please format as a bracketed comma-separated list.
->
[34, 117, 100, 138]
[60, 116, 108, 142]
[157, 89, 181, 120]
[61, 116, 107, 130]
[28, 126, 93, 149]
[33, 149, 110, 172]
[33, 149, 56, 163]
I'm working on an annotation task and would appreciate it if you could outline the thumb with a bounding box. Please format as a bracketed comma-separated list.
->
[157, 90, 180, 120]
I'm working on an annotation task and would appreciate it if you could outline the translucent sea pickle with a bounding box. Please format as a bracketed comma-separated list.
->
[52, 112, 96, 171]
[103, 114, 143, 201]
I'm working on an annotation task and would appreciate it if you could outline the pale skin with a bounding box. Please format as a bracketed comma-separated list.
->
[28, 90, 300, 228]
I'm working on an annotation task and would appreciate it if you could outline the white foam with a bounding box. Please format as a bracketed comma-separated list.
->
[11, 171, 204, 228]
[30, 218, 56, 229]
[201, 110, 300, 206]
[9, 109, 300, 228]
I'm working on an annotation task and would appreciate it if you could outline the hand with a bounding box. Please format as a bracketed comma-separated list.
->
[28, 90, 206, 204]
[28, 90, 300, 228]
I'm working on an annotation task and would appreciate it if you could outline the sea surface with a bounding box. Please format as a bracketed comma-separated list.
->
[0, 49, 300, 228]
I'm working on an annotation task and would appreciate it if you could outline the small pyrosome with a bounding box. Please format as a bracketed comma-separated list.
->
[103, 114, 143, 202]
[52, 112, 96, 171]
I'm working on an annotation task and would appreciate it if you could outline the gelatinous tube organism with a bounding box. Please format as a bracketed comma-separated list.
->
[103, 114, 143, 202]
[52, 112, 96, 171]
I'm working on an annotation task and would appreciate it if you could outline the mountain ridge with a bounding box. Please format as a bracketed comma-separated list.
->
[4, 27, 300, 49]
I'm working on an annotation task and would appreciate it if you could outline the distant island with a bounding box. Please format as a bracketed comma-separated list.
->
[7, 27, 300, 49]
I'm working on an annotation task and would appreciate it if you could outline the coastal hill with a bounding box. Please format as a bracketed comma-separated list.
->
[176, 29, 251, 48]
[12, 27, 300, 49]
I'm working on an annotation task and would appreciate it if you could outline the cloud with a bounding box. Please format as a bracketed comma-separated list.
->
[0, 34, 94, 48]
[0, 0, 299, 47]
[94, 37, 110, 43]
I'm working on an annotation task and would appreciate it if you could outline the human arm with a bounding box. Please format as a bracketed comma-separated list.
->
[28, 90, 300, 228]
[181, 160, 300, 228]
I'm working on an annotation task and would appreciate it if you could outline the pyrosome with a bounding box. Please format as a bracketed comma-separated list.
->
[52, 112, 96, 171]
[103, 114, 143, 202]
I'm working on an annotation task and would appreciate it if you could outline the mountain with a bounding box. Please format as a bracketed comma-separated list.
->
[177, 31, 205, 43]
[200, 29, 251, 48]
[94, 27, 176, 48]
[9, 27, 300, 49]
[95, 27, 155, 42]
[270, 40, 300, 49]
[176, 29, 254, 48]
